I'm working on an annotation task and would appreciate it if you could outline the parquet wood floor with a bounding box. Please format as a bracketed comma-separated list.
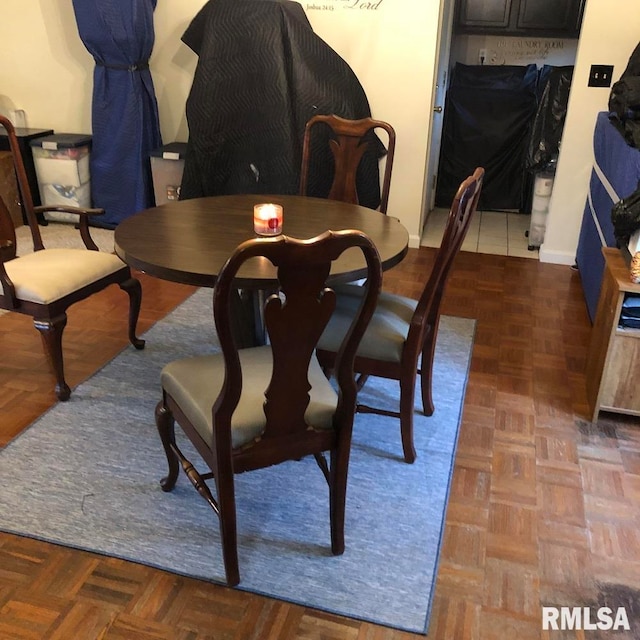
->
[1, 249, 639, 639]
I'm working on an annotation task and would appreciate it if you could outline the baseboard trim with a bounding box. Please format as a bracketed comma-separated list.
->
[539, 245, 576, 265]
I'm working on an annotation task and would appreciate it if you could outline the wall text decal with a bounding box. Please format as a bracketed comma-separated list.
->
[489, 38, 565, 64]
[305, 0, 385, 12]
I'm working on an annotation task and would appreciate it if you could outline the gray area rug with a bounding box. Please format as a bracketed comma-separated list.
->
[0, 288, 474, 634]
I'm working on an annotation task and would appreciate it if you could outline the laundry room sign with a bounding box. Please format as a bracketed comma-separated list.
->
[489, 38, 567, 64]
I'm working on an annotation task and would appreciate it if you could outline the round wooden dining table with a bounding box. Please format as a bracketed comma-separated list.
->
[114, 193, 409, 345]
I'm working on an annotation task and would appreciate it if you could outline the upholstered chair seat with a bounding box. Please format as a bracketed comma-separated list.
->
[161, 347, 338, 450]
[6, 249, 127, 304]
[318, 284, 417, 364]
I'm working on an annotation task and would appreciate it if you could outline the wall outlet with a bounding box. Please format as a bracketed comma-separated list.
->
[588, 64, 614, 88]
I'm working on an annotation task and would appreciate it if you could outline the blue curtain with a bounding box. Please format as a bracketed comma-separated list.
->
[72, 0, 162, 228]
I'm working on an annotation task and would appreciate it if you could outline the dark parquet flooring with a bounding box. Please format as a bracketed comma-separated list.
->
[1, 247, 639, 639]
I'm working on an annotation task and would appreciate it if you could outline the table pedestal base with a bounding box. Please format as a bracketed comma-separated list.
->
[231, 288, 271, 348]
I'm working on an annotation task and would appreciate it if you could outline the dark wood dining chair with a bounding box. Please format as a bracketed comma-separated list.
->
[154, 230, 383, 586]
[299, 114, 396, 214]
[0, 114, 144, 401]
[316, 168, 484, 463]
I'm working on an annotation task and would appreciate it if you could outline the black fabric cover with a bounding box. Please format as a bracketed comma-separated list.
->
[180, 0, 382, 208]
[72, 0, 162, 228]
[611, 184, 640, 245]
[526, 65, 574, 171]
[609, 41, 640, 149]
[435, 63, 538, 211]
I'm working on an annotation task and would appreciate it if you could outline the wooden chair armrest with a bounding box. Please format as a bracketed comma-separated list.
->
[33, 205, 105, 218]
[33, 205, 107, 251]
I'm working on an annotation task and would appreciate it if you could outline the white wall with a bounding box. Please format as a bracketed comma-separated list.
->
[0, 1, 92, 133]
[0, 0, 440, 247]
[3, 1, 635, 260]
[0, 0, 207, 140]
[540, 0, 640, 264]
[305, 1, 438, 247]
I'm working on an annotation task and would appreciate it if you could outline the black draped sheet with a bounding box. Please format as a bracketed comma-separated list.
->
[435, 63, 538, 211]
[180, 0, 383, 209]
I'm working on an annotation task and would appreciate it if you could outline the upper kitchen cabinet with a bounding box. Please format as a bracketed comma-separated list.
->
[455, 0, 585, 38]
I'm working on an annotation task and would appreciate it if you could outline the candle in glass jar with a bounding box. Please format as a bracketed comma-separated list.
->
[253, 203, 283, 236]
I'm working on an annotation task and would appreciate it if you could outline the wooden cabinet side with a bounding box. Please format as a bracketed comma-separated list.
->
[599, 335, 640, 415]
[585, 261, 619, 421]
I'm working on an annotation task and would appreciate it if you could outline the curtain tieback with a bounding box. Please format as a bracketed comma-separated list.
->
[96, 60, 150, 71]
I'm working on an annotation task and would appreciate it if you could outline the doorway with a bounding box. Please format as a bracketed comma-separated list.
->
[421, 0, 582, 258]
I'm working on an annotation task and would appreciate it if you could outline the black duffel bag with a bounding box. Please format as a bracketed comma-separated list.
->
[609, 76, 640, 147]
[611, 183, 640, 245]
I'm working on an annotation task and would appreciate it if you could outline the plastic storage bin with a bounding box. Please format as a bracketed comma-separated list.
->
[150, 142, 187, 206]
[30, 133, 92, 222]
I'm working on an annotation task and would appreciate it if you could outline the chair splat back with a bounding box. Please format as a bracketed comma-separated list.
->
[262, 261, 335, 434]
[299, 114, 396, 214]
[213, 231, 382, 447]
[408, 167, 485, 353]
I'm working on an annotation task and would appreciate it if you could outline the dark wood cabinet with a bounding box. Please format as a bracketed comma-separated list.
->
[0, 127, 54, 225]
[456, 0, 584, 38]
[517, 0, 580, 33]
[0, 128, 55, 208]
[0, 151, 23, 229]
[457, 0, 512, 29]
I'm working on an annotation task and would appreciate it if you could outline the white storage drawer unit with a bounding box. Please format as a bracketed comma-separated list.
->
[30, 134, 92, 220]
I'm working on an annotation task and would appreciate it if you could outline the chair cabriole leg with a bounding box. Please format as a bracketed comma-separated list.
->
[34, 313, 71, 401]
[119, 276, 145, 350]
[399, 374, 417, 464]
[215, 472, 240, 586]
[329, 446, 347, 555]
[155, 401, 180, 491]
[420, 337, 436, 417]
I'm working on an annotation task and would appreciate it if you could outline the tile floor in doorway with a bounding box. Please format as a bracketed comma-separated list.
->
[421, 208, 538, 259]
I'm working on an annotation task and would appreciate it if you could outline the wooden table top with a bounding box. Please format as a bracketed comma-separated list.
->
[114, 194, 409, 288]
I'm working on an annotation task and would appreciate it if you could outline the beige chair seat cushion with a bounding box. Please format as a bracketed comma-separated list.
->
[161, 345, 338, 450]
[5, 248, 125, 304]
[318, 284, 417, 363]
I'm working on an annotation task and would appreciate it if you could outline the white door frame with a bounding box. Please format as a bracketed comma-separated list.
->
[420, 0, 456, 233]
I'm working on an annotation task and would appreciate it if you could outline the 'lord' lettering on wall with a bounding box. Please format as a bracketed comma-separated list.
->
[306, 0, 385, 12]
